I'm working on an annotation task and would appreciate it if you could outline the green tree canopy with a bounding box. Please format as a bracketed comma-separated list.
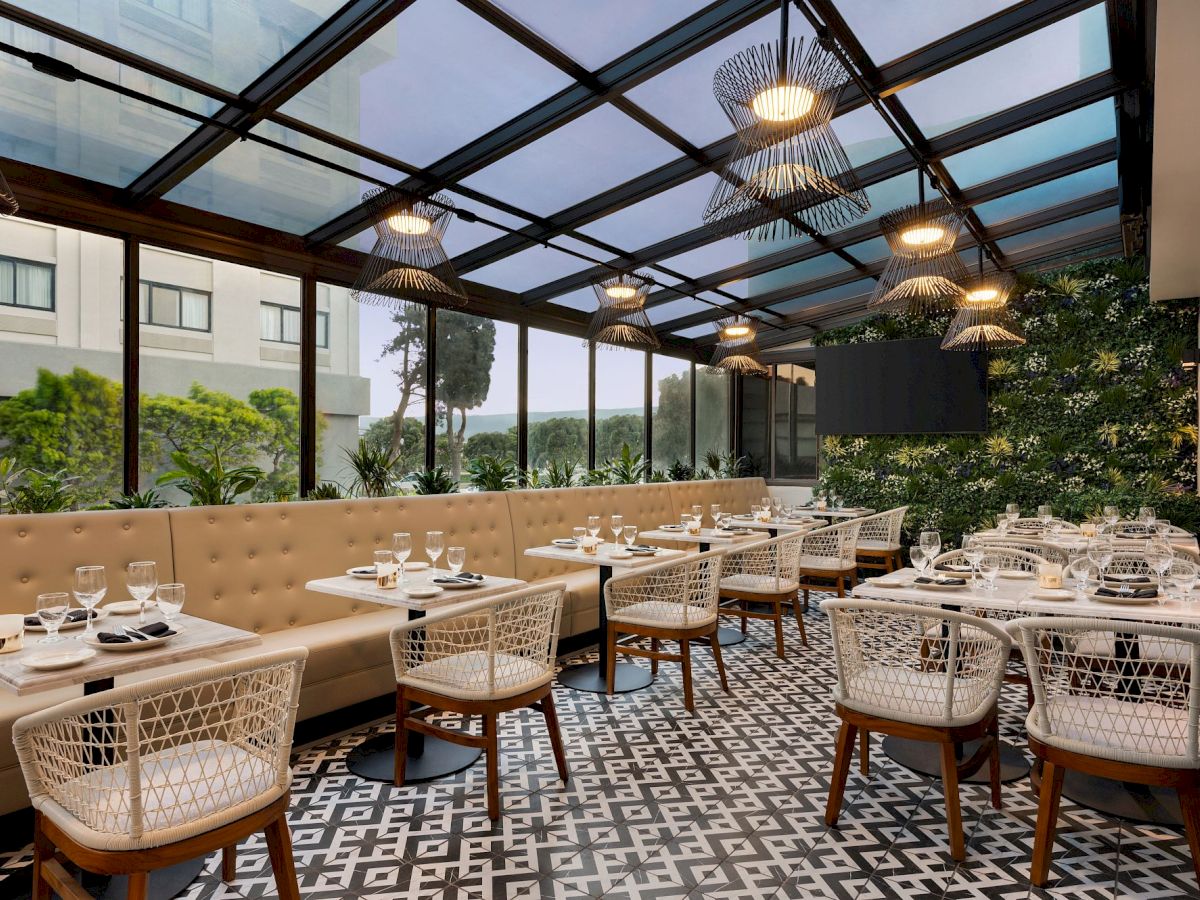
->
[465, 427, 517, 461]
[652, 371, 690, 467]
[528, 416, 586, 468]
[435, 312, 497, 480]
[596, 414, 643, 465]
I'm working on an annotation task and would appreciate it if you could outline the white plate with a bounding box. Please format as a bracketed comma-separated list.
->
[998, 570, 1036, 580]
[868, 577, 908, 588]
[104, 600, 154, 615]
[347, 567, 377, 579]
[607, 550, 633, 560]
[404, 561, 430, 572]
[431, 577, 487, 590]
[24, 608, 107, 633]
[552, 538, 579, 547]
[84, 626, 180, 652]
[914, 580, 968, 591]
[1088, 590, 1159, 606]
[21, 647, 96, 671]
[1029, 588, 1075, 602]
[658, 524, 685, 531]
[405, 586, 443, 599]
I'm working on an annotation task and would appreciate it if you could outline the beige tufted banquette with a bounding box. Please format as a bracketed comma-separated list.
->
[0, 477, 766, 813]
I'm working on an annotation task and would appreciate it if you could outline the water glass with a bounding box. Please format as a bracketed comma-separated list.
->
[127, 561, 158, 626]
[623, 524, 638, 547]
[73, 566, 106, 634]
[447, 546, 466, 575]
[961, 536, 984, 585]
[1005, 503, 1020, 523]
[919, 530, 941, 560]
[1037, 505, 1053, 525]
[1087, 537, 1114, 581]
[909, 546, 927, 576]
[425, 531, 444, 569]
[157, 583, 185, 623]
[1103, 505, 1120, 529]
[374, 549, 397, 588]
[1170, 561, 1197, 602]
[610, 515, 624, 549]
[1139, 506, 1156, 527]
[1068, 558, 1099, 598]
[1155, 519, 1173, 538]
[1146, 540, 1174, 594]
[36, 593, 69, 644]
[393, 532, 412, 583]
[710, 504, 721, 526]
[978, 555, 1000, 591]
[770, 497, 783, 519]
[761, 497, 771, 513]
[573, 526, 586, 544]
[587, 516, 601, 539]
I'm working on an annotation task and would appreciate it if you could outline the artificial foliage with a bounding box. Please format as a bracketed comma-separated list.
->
[813, 258, 1200, 544]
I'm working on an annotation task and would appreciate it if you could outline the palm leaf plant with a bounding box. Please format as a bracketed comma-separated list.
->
[604, 444, 648, 485]
[408, 467, 459, 495]
[157, 447, 264, 506]
[466, 455, 519, 492]
[343, 438, 400, 498]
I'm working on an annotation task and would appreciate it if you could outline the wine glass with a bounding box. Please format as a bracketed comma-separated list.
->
[1038, 505, 1053, 527]
[919, 530, 941, 562]
[1146, 540, 1174, 596]
[447, 546, 466, 575]
[623, 524, 638, 548]
[1103, 505, 1120, 531]
[909, 546, 927, 577]
[393, 532, 412, 584]
[770, 496, 783, 520]
[35, 592, 69, 644]
[425, 531, 444, 571]
[978, 555, 1000, 592]
[127, 561, 157, 626]
[710, 504, 721, 527]
[961, 536, 984, 586]
[761, 497, 771, 514]
[1170, 560, 1197, 603]
[73, 566, 106, 635]
[1139, 506, 1156, 528]
[610, 515, 624, 550]
[1087, 536, 1114, 584]
[1155, 519, 1173, 539]
[1005, 503, 1020, 525]
[587, 516, 601, 541]
[157, 583, 185, 625]
[1068, 558, 1099, 599]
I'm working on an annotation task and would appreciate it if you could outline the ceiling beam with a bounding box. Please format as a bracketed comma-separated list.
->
[124, 0, 409, 204]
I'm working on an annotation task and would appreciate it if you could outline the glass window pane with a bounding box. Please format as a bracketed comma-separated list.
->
[281, 308, 301, 344]
[695, 365, 729, 464]
[435, 311, 518, 484]
[181, 291, 208, 330]
[460, 104, 679, 217]
[748, 253, 854, 297]
[260, 304, 280, 341]
[834, 104, 908, 169]
[139, 282, 149, 322]
[150, 285, 179, 327]
[579, 173, 721, 250]
[647, 296, 717, 326]
[774, 363, 816, 479]
[14, 262, 52, 309]
[898, 7, 1110, 138]
[595, 345, 645, 464]
[770, 277, 876, 316]
[995, 206, 1117, 256]
[0, 221, 123, 505]
[671, 323, 713, 340]
[279, 0, 573, 168]
[656, 240, 751, 280]
[317, 312, 330, 349]
[738, 372, 769, 476]
[652, 355, 691, 471]
[528, 328, 588, 471]
[548, 288, 598, 313]
[837, 1, 1019, 65]
[468, 236, 600, 293]
[973, 161, 1117, 227]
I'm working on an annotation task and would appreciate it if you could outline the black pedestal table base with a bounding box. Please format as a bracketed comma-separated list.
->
[1043, 769, 1182, 826]
[882, 736, 1031, 784]
[558, 563, 656, 694]
[346, 731, 482, 783]
[715, 626, 747, 647]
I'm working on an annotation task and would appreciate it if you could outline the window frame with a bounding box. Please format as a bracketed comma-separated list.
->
[259, 300, 329, 349]
[0, 255, 56, 312]
[138, 279, 212, 333]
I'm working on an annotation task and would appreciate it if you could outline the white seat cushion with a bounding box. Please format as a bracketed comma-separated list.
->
[834, 666, 994, 728]
[610, 600, 716, 630]
[40, 740, 279, 851]
[798, 555, 854, 571]
[1027, 696, 1192, 766]
[401, 650, 550, 701]
[857, 540, 900, 552]
[1074, 632, 1191, 666]
[720, 574, 799, 595]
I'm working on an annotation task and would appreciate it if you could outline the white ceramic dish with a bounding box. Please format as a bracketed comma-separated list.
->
[104, 600, 153, 615]
[347, 566, 377, 579]
[629, 548, 661, 557]
[607, 550, 633, 560]
[24, 609, 107, 633]
[1029, 588, 1075, 602]
[22, 647, 97, 671]
[404, 561, 430, 572]
[1088, 590, 1158, 606]
[998, 570, 1036, 580]
[658, 524, 685, 531]
[868, 577, 908, 588]
[914, 580, 968, 592]
[404, 586, 443, 599]
[85, 626, 179, 652]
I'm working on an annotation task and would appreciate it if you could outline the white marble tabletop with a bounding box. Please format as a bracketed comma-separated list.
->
[0, 613, 261, 696]
[638, 527, 763, 545]
[974, 527, 1200, 554]
[306, 568, 526, 611]
[852, 567, 1200, 626]
[723, 516, 825, 533]
[524, 543, 686, 569]
[788, 506, 875, 519]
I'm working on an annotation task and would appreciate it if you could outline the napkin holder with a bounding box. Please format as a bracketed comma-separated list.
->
[0, 615, 24, 654]
[1038, 564, 1063, 589]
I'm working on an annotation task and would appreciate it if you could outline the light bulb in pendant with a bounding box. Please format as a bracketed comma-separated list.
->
[750, 84, 815, 122]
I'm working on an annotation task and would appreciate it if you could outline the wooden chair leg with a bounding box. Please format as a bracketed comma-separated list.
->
[394, 684, 410, 788]
[31, 815, 52, 900]
[605, 623, 617, 696]
[988, 725, 1002, 811]
[741, 604, 748, 635]
[222, 844, 237, 882]
[264, 813, 302, 900]
[939, 742, 966, 862]
[484, 712, 501, 820]
[650, 637, 659, 676]
[126, 873, 148, 900]
[1178, 786, 1200, 889]
[802, 589, 810, 611]
[542, 692, 569, 785]
[836, 577, 845, 598]
[1031, 761, 1065, 887]
[825, 720, 858, 826]
[859, 730, 869, 775]
[680, 638, 694, 712]
[794, 595, 809, 648]
[710, 629, 730, 694]
[772, 602, 786, 658]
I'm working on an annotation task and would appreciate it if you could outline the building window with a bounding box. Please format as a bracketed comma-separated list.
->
[139, 281, 211, 332]
[259, 302, 329, 348]
[133, 0, 211, 29]
[0, 256, 55, 310]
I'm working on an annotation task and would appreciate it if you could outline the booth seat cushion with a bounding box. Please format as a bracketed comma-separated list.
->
[529, 568, 599, 639]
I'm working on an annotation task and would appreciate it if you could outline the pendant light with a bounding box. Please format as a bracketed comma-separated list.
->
[941, 246, 1024, 350]
[586, 271, 660, 349]
[867, 169, 967, 315]
[711, 315, 768, 374]
[0, 167, 17, 216]
[349, 188, 468, 311]
[703, 0, 869, 239]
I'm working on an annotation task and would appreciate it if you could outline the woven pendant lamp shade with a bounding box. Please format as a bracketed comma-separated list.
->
[350, 188, 467, 311]
[704, 36, 869, 240]
[868, 197, 968, 314]
[586, 272, 660, 349]
[711, 315, 768, 374]
[0, 168, 17, 216]
[941, 270, 1025, 350]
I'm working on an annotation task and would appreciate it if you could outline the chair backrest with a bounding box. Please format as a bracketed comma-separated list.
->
[856, 506, 908, 545]
[975, 537, 1069, 565]
[12, 649, 306, 844]
[1007, 517, 1081, 533]
[605, 548, 723, 627]
[935, 546, 1047, 573]
[801, 519, 862, 566]
[1105, 551, 1153, 576]
[1113, 520, 1192, 537]
[1012, 616, 1200, 767]
[721, 532, 805, 588]
[822, 599, 1010, 728]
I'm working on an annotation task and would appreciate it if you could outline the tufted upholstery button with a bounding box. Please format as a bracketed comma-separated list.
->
[123, 524, 131, 531]
[17, 530, 25, 538]
[286, 583, 292, 589]
[210, 556, 217, 563]
[347, 540, 354, 548]
[351, 605, 359, 612]
[251, 588, 258, 595]
[208, 517, 215, 524]
[288, 618, 296, 627]
[20, 577, 28, 584]
[254, 626, 261, 633]
[244, 514, 251, 522]
[74, 527, 81, 534]
[248, 552, 254, 559]
[214, 594, 220, 601]
[282, 548, 288, 555]
[280, 512, 287, 520]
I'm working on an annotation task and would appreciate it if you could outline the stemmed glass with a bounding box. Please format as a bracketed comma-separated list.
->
[587, 516, 601, 543]
[1038, 505, 1053, 527]
[447, 547, 466, 576]
[1170, 560, 1197, 603]
[1005, 503, 1020, 525]
[623, 524, 638, 548]
[127, 561, 157, 626]
[919, 530, 942, 564]
[1068, 558, 1099, 599]
[761, 497, 771, 515]
[1087, 536, 1114, 585]
[610, 515, 624, 550]
[1146, 540, 1174, 597]
[978, 555, 1000, 592]
[425, 531, 444, 573]
[961, 536, 984, 586]
[35, 593, 70, 644]
[770, 496, 783, 520]
[1103, 505, 1120, 532]
[710, 504, 721, 528]
[1139, 506, 1156, 528]
[157, 583, 185, 625]
[393, 532, 412, 584]
[909, 546, 928, 578]
[1155, 519, 1173, 539]
[73, 566, 106, 635]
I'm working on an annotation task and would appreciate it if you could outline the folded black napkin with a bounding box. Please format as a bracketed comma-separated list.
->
[25, 608, 95, 628]
[915, 576, 966, 585]
[625, 545, 658, 552]
[1105, 574, 1151, 583]
[1095, 586, 1158, 598]
[432, 575, 483, 586]
[935, 563, 972, 573]
[96, 621, 175, 643]
[457, 572, 484, 580]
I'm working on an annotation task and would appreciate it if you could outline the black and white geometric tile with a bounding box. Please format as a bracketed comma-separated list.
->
[0, 596, 1196, 899]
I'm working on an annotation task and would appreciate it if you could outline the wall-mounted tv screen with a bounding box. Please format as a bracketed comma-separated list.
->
[815, 337, 987, 435]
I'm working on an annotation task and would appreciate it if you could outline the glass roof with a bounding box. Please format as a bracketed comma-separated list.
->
[748, 253, 855, 297]
[973, 162, 1118, 227]
[771, 278, 877, 316]
[655, 240, 752, 280]
[995, 206, 1118, 256]
[466, 235, 601, 293]
[579, 173, 721, 250]
[647, 296, 720, 325]
[836, 1, 1019, 66]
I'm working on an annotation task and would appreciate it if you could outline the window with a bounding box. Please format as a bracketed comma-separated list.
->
[652, 355, 691, 472]
[695, 365, 730, 464]
[0, 256, 54, 310]
[259, 302, 330, 348]
[774, 364, 817, 479]
[138, 281, 210, 332]
[133, 0, 212, 30]
[595, 346, 646, 465]
[528, 328, 588, 471]
[739, 373, 770, 477]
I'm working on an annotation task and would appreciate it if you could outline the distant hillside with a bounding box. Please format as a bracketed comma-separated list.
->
[360, 407, 644, 438]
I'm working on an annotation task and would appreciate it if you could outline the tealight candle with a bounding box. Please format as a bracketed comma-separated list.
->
[1080, 522, 1097, 538]
[686, 518, 701, 535]
[1038, 563, 1063, 589]
[581, 536, 598, 555]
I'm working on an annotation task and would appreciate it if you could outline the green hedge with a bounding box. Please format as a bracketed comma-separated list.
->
[813, 257, 1200, 545]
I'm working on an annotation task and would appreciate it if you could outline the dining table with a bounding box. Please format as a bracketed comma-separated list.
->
[975, 526, 1200, 556]
[0, 611, 261, 900]
[524, 542, 687, 694]
[724, 515, 826, 539]
[306, 568, 526, 784]
[853, 567, 1200, 826]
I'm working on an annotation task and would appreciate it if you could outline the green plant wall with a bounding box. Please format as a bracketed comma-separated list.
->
[813, 257, 1200, 545]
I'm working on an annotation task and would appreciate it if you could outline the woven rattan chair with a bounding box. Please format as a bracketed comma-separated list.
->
[855, 506, 908, 573]
[822, 599, 1009, 861]
[391, 583, 567, 820]
[1011, 617, 1200, 887]
[718, 532, 807, 655]
[1003, 518, 1081, 533]
[1111, 519, 1192, 537]
[13, 649, 307, 900]
[975, 537, 1070, 566]
[605, 549, 729, 712]
[797, 519, 863, 611]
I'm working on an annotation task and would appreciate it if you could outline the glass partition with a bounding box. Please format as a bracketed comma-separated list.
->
[594, 345, 646, 466]
[739, 372, 770, 477]
[527, 328, 588, 473]
[774, 364, 817, 479]
[652, 355, 691, 472]
[695, 365, 730, 465]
